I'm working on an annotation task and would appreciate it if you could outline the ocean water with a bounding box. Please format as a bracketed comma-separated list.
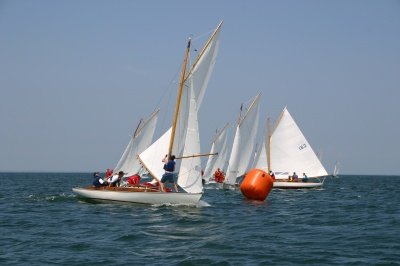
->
[0, 173, 399, 266]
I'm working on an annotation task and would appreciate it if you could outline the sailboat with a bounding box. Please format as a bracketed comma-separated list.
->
[223, 92, 261, 188]
[203, 123, 230, 183]
[332, 161, 340, 177]
[73, 22, 222, 205]
[268, 107, 328, 188]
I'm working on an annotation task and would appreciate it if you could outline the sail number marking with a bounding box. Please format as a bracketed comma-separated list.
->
[298, 144, 307, 150]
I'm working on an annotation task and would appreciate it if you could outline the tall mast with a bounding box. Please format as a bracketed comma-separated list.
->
[267, 116, 271, 173]
[168, 38, 191, 159]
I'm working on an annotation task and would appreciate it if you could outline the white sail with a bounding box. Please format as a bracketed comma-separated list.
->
[224, 93, 261, 185]
[138, 128, 172, 180]
[203, 123, 229, 181]
[139, 22, 222, 194]
[176, 22, 222, 193]
[332, 161, 340, 177]
[178, 94, 202, 193]
[252, 132, 268, 172]
[186, 22, 222, 108]
[114, 109, 159, 176]
[139, 84, 190, 180]
[270, 107, 328, 179]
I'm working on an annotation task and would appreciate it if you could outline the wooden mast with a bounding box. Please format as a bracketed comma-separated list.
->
[168, 38, 191, 159]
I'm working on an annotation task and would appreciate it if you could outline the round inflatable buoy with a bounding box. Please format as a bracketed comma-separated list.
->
[240, 168, 273, 201]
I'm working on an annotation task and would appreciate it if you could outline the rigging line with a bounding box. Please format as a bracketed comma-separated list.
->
[190, 29, 214, 56]
[191, 29, 214, 42]
[151, 64, 182, 133]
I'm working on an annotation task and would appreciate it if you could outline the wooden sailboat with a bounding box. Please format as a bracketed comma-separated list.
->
[73, 22, 222, 205]
[267, 107, 328, 189]
[223, 92, 261, 189]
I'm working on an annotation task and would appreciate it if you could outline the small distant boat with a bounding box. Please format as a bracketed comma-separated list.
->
[332, 161, 340, 178]
[223, 93, 261, 189]
[73, 22, 223, 205]
[268, 107, 328, 189]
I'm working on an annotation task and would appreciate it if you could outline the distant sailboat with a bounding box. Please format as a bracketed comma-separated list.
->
[332, 161, 340, 177]
[73, 22, 222, 205]
[268, 107, 328, 189]
[224, 92, 261, 188]
[203, 123, 230, 183]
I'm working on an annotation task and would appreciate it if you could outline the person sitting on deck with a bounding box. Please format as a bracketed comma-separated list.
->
[105, 168, 113, 180]
[214, 168, 224, 183]
[109, 171, 124, 187]
[127, 174, 141, 186]
[160, 154, 178, 192]
[93, 172, 107, 187]
[143, 178, 159, 188]
[293, 172, 299, 182]
[302, 173, 308, 182]
[143, 178, 172, 192]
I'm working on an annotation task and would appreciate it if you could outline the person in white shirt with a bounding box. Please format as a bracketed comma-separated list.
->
[109, 171, 124, 187]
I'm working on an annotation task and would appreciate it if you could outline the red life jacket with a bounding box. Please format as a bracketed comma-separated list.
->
[127, 174, 141, 185]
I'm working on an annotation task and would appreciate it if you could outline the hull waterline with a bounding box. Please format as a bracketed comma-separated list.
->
[273, 181, 323, 189]
[72, 187, 202, 205]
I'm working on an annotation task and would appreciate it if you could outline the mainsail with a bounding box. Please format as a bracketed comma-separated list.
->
[269, 107, 328, 178]
[224, 92, 261, 186]
[139, 22, 222, 194]
[203, 123, 229, 181]
[114, 109, 159, 175]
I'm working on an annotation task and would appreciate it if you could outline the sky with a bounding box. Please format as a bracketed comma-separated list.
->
[0, 0, 399, 175]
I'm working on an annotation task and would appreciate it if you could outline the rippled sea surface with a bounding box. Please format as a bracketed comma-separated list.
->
[1, 173, 399, 265]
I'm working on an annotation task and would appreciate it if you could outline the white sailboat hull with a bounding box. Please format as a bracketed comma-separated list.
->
[273, 181, 323, 189]
[72, 187, 202, 205]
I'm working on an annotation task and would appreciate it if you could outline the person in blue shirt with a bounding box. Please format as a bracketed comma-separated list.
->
[93, 172, 106, 187]
[302, 173, 308, 182]
[160, 154, 178, 192]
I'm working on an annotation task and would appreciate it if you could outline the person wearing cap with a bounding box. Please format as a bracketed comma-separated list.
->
[160, 154, 178, 192]
[109, 171, 124, 187]
[93, 172, 107, 187]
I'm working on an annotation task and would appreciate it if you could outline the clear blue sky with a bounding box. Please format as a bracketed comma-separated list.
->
[1, 0, 399, 174]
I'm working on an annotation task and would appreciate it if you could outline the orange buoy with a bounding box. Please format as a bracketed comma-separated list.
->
[240, 168, 273, 201]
